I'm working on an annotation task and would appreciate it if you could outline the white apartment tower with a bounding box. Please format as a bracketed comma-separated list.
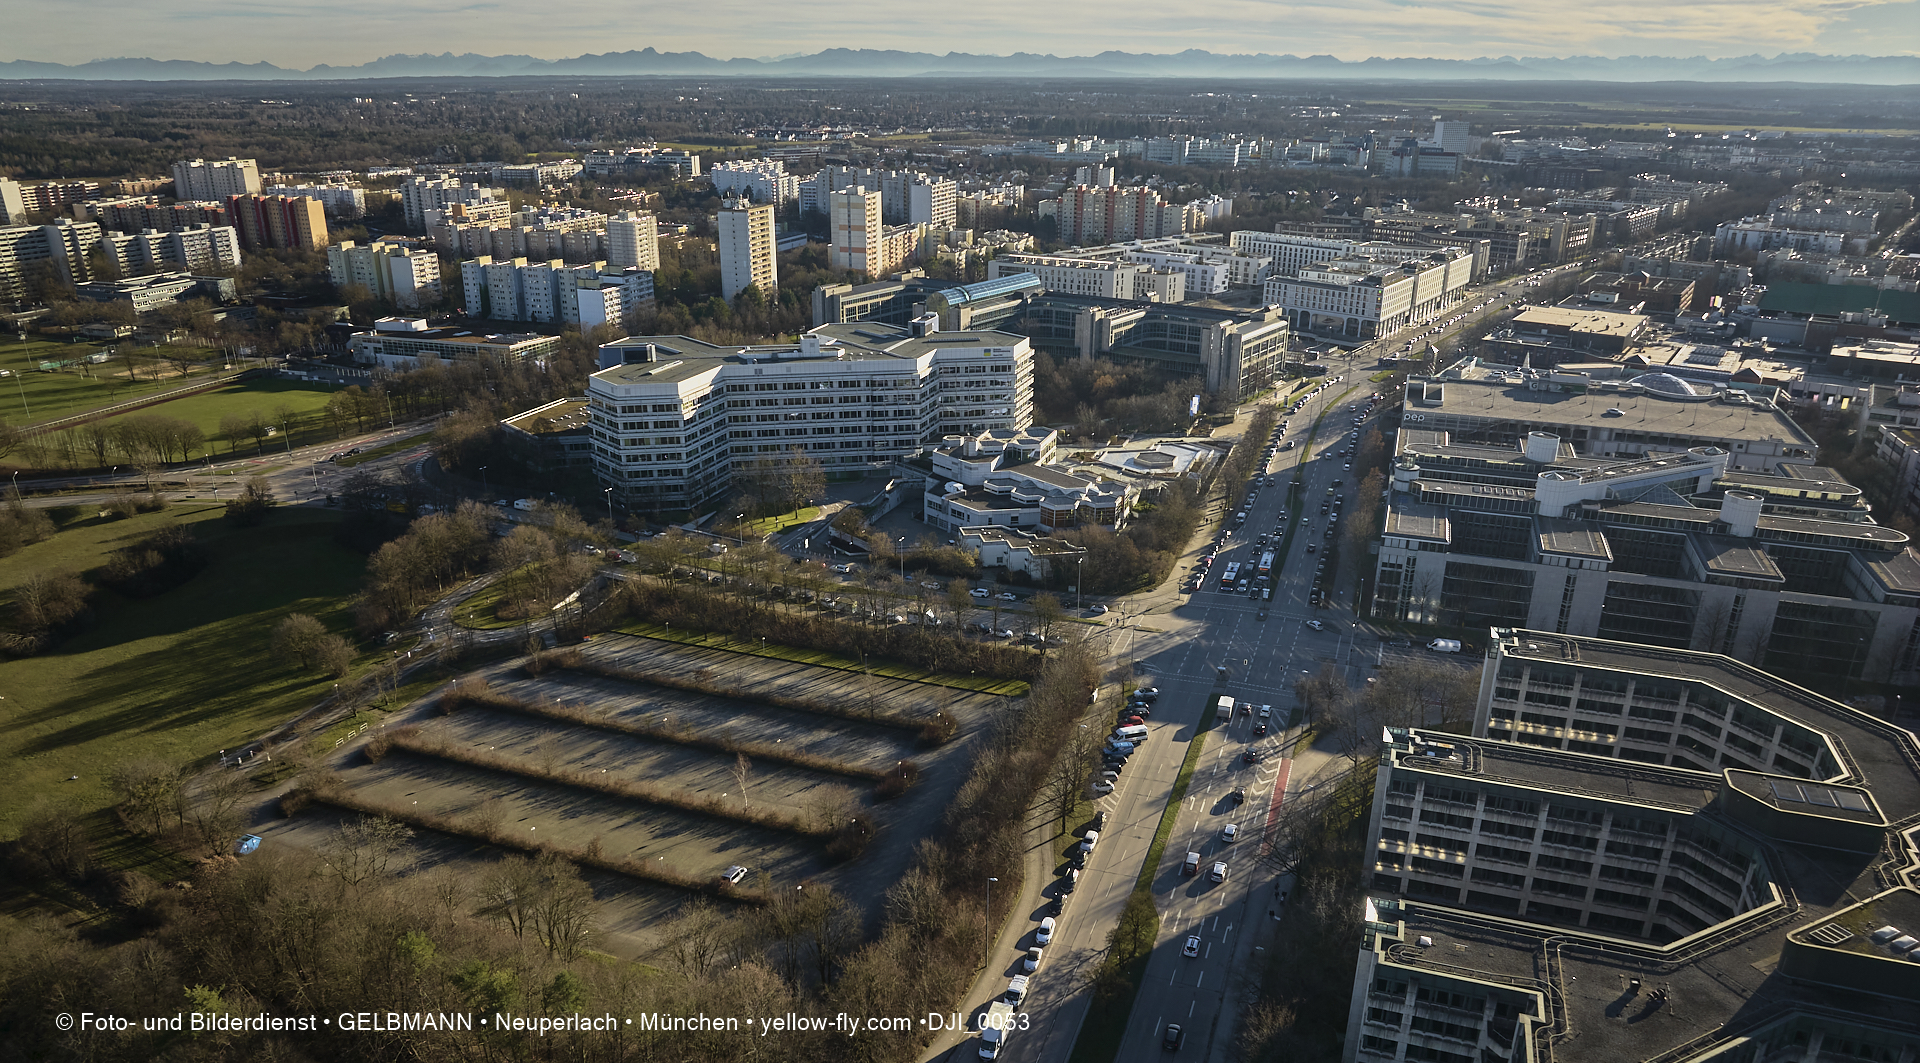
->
[829, 187, 885, 277]
[605, 211, 661, 272]
[718, 199, 777, 300]
[328, 239, 444, 310]
[171, 158, 262, 201]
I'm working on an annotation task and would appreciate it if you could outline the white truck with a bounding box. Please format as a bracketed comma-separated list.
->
[978, 1001, 1016, 1059]
[513, 498, 536, 511]
[1215, 696, 1235, 722]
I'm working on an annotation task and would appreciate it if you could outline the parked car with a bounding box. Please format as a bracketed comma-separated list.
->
[720, 865, 749, 885]
[970, 588, 991, 598]
[1037, 917, 1056, 944]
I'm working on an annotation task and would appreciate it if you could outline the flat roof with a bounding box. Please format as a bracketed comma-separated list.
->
[501, 397, 590, 434]
[1383, 503, 1451, 543]
[1407, 376, 1815, 448]
[1510, 304, 1648, 337]
[1537, 518, 1613, 560]
[1692, 534, 1784, 580]
[1725, 769, 1883, 825]
[595, 325, 1027, 385]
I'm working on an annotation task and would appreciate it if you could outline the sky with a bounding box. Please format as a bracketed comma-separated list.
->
[1, 0, 1916, 67]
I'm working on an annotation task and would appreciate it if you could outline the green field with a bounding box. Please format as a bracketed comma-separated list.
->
[0, 503, 366, 844]
[87, 377, 346, 457]
[0, 335, 229, 429]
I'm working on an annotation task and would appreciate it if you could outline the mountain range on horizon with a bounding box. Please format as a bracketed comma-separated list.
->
[0, 47, 1917, 84]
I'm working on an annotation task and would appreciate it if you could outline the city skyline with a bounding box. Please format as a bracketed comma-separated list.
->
[1, 0, 1914, 72]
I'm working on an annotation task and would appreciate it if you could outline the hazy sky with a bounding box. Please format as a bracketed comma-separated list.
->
[3, 0, 1916, 66]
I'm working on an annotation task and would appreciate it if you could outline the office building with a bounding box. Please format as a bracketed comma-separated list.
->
[99, 224, 243, 277]
[264, 182, 366, 218]
[346, 316, 559, 372]
[500, 397, 594, 471]
[171, 158, 260, 201]
[718, 199, 777, 300]
[74, 272, 225, 314]
[1372, 362, 1920, 685]
[922, 428, 1136, 533]
[1715, 219, 1855, 257]
[1430, 120, 1471, 155]
[829, 187, 888, 276]
[226, 195, 328, 251]
[1263, 247, 1476, 342]
[401, 176, 502, 231]
[605, 211, 661, 272]
[1347, 630, 1920, 1063]
[709, 160, 800, 205]
[0, 220, 101, 301]
[588, 322, 1035, 508]
[1011, 236, 1268, 294]
[1013, 294, 1290, 400]
[987, 253, 1185, 302]
[328, 239, 443, 310]
[0, 178, 25, 225]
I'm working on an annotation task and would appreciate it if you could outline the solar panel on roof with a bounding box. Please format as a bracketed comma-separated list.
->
[1769, 780, 1806, 803]
[1836, 791, 1872, 813]
[1805, 787, 1839, 807]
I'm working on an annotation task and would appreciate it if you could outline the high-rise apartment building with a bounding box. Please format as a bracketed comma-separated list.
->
[589, 322, 1035, 508]
[605, 211, 661, 272]
[709, 160, 800, 205]
[0, 178, 25, 225]
[457, 256, 652, 329]
[226, 195, 329, 251]
[400, 176, 502, 231]
[718, 199, 777, 299]
[90, 197, 230, 233]
[172, 157, 262, 201]
[99, 224, 243, 277]
[0, 220, 101, 301]
[1055, 186, 1196, 246]
[327, 239, 443, 310]
[829, 188, 886, 276]
[264, 182, 366, 218]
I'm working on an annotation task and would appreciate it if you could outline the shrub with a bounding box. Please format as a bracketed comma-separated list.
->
[97, 525, 208, 597]
[918, 711, 957, 747]
[873, 760, 921, 801]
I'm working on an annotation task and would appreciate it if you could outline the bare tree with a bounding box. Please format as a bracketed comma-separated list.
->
[320, 816, 415, 888]
[731, 753, 752, 806]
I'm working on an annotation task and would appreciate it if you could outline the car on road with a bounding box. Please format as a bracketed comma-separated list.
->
[1024, 946, 1043, 972]
[998, 592, 1020, 601]
[1090, 604, 1108, 614]
[1243, 748, 1262, 764]
[1163, 1023, 1185, 1051]
[970, 588, 991, 598]
[1183, 935, 1201, 958]
[1210, 861, 1229, 883]
[1306, 543, 1316, 553]
[1037, 917, 1056, 944]
[1306, 619, 1326, 631]
[1222, 823, 1239, 843]
[720, 865, 750, 885]
[1230, 788, 1246, 805]
[1046, 895, 1064, 916]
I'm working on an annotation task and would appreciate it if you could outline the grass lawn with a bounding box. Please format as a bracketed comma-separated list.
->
[0, 503, 366, 849]
[743, 506, 821, 536]
[0, 335, 231, 430]
[89, 377, 346, 458]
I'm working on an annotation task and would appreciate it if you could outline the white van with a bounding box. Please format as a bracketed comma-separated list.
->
[1114, 724, 1149, 745]
[1427, 639, 1463, 653]
[1006, 975, 1029, 1002]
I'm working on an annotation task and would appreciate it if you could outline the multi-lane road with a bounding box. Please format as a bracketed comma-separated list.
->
[956, 374, 1381, 1063]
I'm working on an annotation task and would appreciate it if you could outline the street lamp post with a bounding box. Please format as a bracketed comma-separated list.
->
[983, 877, 998, 967]
[604, 486, 614, 524]
[478, 466, 489, 498]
